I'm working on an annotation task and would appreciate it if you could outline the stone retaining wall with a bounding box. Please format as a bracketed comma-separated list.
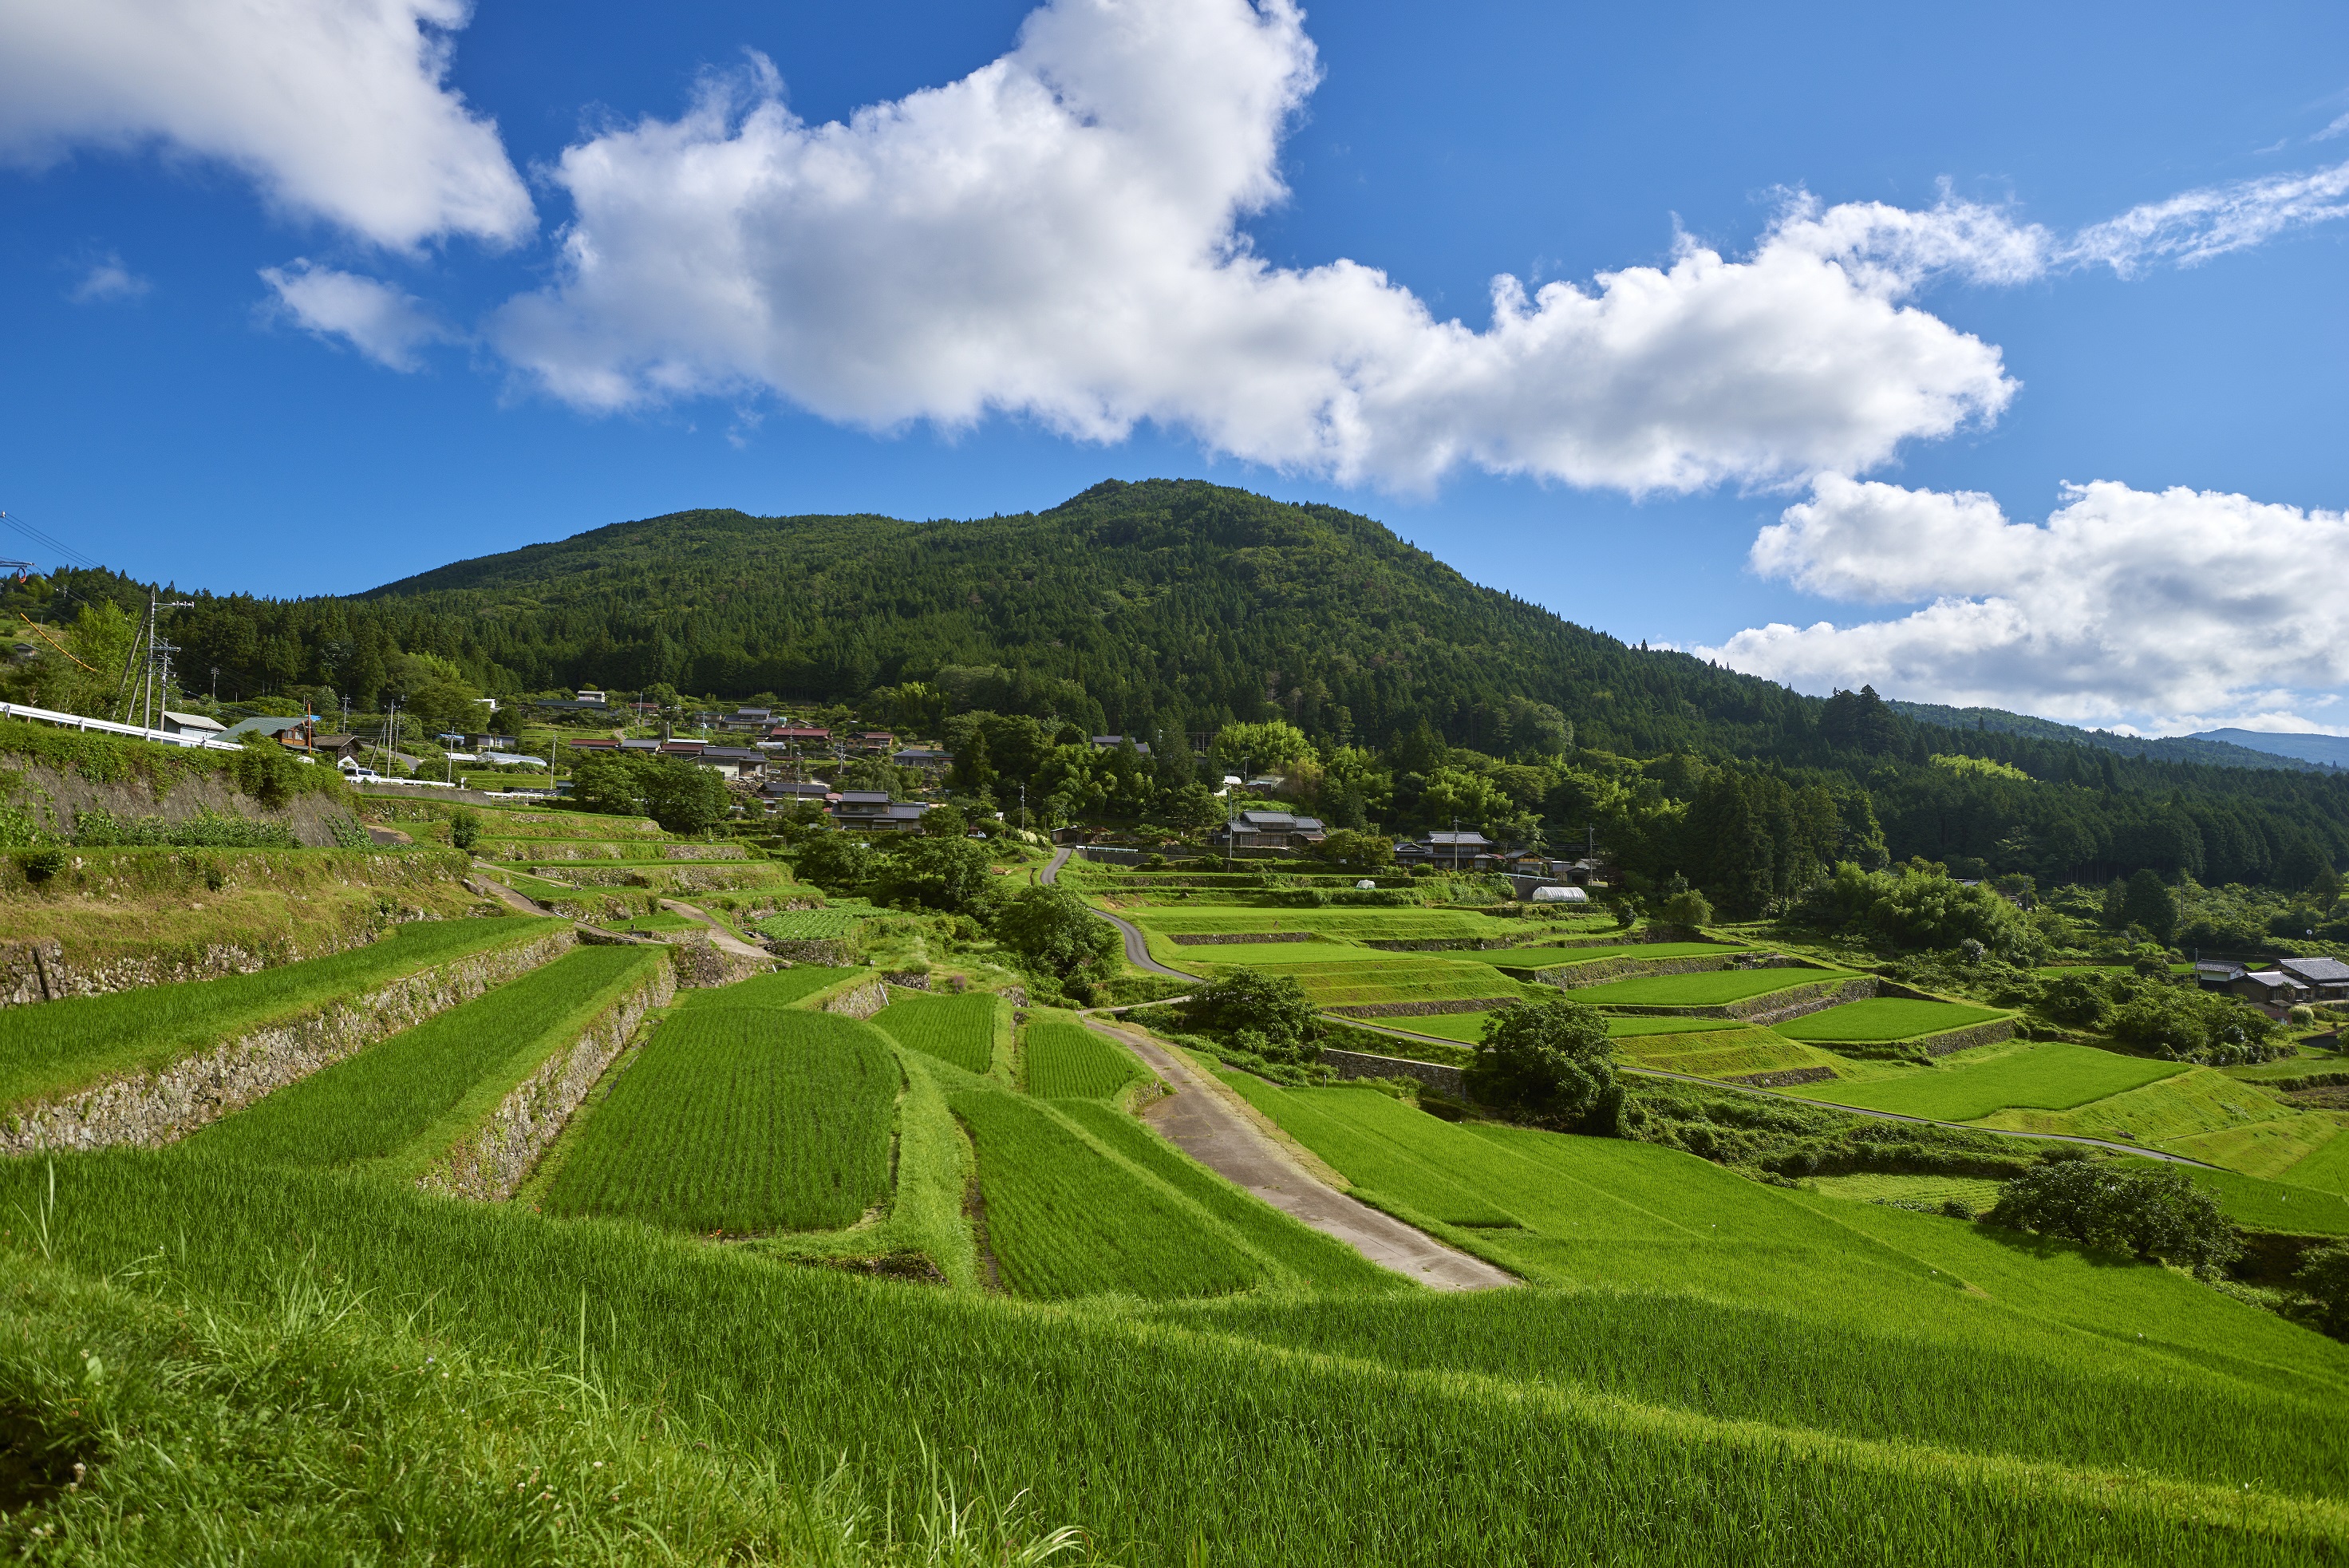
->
[1322, 1047, 1468, 1099]
[1722, 1065, 1838, 1088]
[882, 970, 932, 990]
[0, 934, 381, 1006]
[1917, 1017, 2015, 1057]
[414, 960, 677, 1200]
[764, 938, 855, 966]
[0, 929, 576, 1155]
[823, 978, 890, 1020]
[667, 936, 768, 989]
[1323, 996, 1520, 1019]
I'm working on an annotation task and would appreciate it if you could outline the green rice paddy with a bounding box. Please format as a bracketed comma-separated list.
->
[871, 989, 999, 1074]
[1565, 967, 1854, 1007]
[1784, 1042, 2188, 1121]
[542, 1001, 896, 1234]
[950, 1091, 1258, 1297]
[1021, 1017, 1147, 1099]
[0, 917, 566, 1108]
[187, 946, 663, 1170]
[752, 908, 862, 940]
[1774, 997, 2008, 1042]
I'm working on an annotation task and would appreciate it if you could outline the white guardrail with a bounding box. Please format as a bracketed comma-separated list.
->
[0, 700, 246, 751]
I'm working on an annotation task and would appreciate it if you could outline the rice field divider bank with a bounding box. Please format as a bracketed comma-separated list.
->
[0, 916, 573, 1155]
[1581, 970, 1876, 1025]
[1772, 997, 2018, 1062]
[1499, 946, 1782, 990]
[183, 945, 672, 1191]
[405, 947, 676, 1199]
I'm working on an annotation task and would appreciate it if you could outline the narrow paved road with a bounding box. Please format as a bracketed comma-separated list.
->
[1085, 1013, 1517, 1290]
[1041, 846, 1199, 980]
[1332, 1015, 2224, 1168]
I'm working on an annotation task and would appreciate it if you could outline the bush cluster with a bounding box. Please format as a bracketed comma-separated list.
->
[1984, 1153, 2240, 1278]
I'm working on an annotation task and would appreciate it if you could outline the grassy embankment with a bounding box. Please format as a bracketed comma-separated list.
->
[184, 945, 665, 1174]
[0, 916, 567, 1110]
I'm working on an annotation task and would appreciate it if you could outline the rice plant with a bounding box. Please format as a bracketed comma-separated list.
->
[0, 917, 567, 1108]
[1783, 1041, 2186, 1120]
[543, 1007, 894, 1234]
[1773, 997, 2008, 1042]
[1021, 1020, 1143, 1100]
[873, 990, 998, 1074]
[187, 946, 663, 1170]
[950, 1091, 1258, 1298]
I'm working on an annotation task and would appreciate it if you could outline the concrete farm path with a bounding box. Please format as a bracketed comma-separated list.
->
[1040, 847, 1198, 979]
[1334, 1016, 2225, 1169]
[657, 899, 773, 962]
[1083, 1013, 1517, 1290]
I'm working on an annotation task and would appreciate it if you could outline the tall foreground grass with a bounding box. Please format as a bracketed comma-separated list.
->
[543, 1002, 894, 1234]
[184, 946, 664, 1171]
[0, 1250, 1087, 1565]
[5, 1151, 2343, 1564]
[0, 917, 567, 1107]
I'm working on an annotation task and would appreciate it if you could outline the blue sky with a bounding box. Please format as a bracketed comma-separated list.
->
[2, 1, 2344, 733]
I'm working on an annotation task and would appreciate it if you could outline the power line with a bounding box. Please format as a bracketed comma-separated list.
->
[0, 509, 103, 571]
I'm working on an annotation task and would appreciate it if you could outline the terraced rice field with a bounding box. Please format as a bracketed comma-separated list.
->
[2170, 1159, 2349, 1230]
[1132, 908, 1565, 942]
[188, 946, 662, 1169]
[1480, 942, 1751, 970]
[0, 917, 566, 1109]
[2276, 1121, 2349, 1196]
[1203, 956, 1532, 1009]
[16, 1110, 2349, 1559]
[1784, 1042, 2185, 1121]
[1605, 1014, 1746, 1037]
[543, 1001, 896, 1234]
[872, 989, 998, 1074]
[1203, 1082, 2349, 1499]
[1564, 967, 1854, 1007]
[1773, 997, 2008, 1042]
[1022, 1018, 1147, 1099]
[1614, 1029, 1846, 1080]
[1968, 1063, 2280, 1144]
[950, 1091, 1258, 1297]
[752, 909, 862, 940]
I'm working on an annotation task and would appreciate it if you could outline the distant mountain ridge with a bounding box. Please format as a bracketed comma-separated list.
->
[2190, 728, 2349, 768]
[1885, 701, 2332, 773]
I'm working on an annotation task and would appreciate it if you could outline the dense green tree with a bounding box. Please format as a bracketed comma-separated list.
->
[792, 832, 874, 893]
[1177, 969, 1320, 1061]
[1986, 1156, 2240, 1277]
[2296, 1242, 2349, 1337]
[1465, 999, 1619, 1130]
[991, 886, 1119, 978]
[1309, 830, 1396, 873]
[870, 835, 998, 914]
[2120, 868, 2180, 942]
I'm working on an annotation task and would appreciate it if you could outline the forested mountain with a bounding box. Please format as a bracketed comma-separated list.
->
[1886, 701, 2327, 774]
[2189, 728, 2349, 768]
[13, 477, 2349, 894]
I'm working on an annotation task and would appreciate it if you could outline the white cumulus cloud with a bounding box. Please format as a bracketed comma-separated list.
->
[261, 260, 453, 369]
[491, 0, 2020, 492]
[1702, 476, 2349, 732]
[0, 0, 531, 250]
